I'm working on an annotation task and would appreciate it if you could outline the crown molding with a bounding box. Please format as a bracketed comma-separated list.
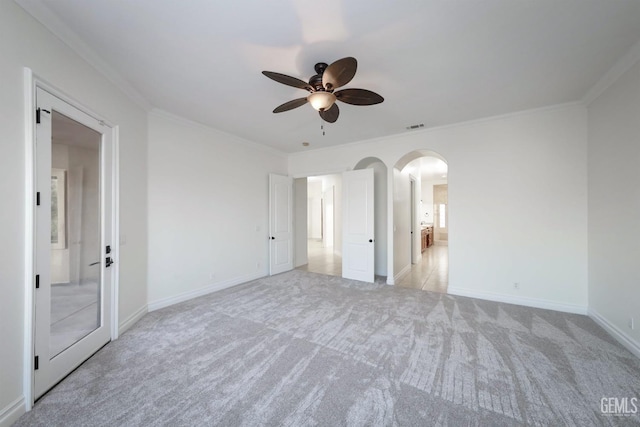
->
[289, 101, 584, 157]
[582, 39, 640, 106]
[15, 0, 152, 112]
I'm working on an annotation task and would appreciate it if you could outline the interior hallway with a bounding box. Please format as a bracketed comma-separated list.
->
[396, 244, 448, 293]
[296, 239, 342, 277]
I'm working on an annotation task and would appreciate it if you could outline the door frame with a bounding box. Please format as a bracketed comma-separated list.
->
[23, 69, 120, 408]
[409, 176, 416, 264]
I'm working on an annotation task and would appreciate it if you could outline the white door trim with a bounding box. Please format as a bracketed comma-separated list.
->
[23, 68, 120, 408]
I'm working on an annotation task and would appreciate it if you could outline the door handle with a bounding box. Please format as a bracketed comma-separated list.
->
[270, 236, 275, 240]
[369, 239, 373, 243]
[90, 258, 114, 267]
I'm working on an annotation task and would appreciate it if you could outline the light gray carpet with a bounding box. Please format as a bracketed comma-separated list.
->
[16, 270, 640, 426]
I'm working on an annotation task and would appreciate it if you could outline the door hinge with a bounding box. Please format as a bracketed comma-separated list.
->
[35, 274, 40, 289]
[36, 192, 40, 206]
[34, 356, 39, 370]
[36, 108, 50, 124]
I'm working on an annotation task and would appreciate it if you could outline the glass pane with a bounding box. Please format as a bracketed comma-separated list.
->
[50, 110, 102, 358]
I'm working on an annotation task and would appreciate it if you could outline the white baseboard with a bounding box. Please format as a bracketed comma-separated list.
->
[148, 272, 265, 312]
[588, 308, 640, 359]
[447, 287, 588, 315]
[393, 264, 411, 284]
[118, 304, 148, 335]
[0, 397, 25, 427]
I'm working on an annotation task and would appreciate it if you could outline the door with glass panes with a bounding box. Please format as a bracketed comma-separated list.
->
[34, 87, 114, 399]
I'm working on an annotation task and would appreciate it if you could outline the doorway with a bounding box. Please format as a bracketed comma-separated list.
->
[33, 86, 116, 399]
[294, 165, 380, 283]
[394, 154, 449, 293]
[299, 174, 342, 277]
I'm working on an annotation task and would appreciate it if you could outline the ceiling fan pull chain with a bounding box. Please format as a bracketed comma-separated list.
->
[321, 118, 325, 136]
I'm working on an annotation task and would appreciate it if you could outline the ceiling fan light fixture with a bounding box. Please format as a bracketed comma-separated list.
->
[307, 91, 336, 111]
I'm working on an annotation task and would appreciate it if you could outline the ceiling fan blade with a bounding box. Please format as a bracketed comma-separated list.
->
[262, 71, 313, 92]
[273, 97, 308, 113]
[322, 57, 357, 91]
[335, 88, 384, 106]
[319, 103, 339, 123]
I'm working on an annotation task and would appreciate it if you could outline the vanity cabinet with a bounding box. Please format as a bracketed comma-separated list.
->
[421, 226, 434, 252]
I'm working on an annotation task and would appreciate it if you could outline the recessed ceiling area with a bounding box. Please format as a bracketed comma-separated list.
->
[18, 0, 640, 153]
[401, 157, 448, 181]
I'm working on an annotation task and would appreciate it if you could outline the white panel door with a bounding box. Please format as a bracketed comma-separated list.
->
[269, 174, 293, 275]
[342, 169, 375, 282]
[34, 87, 114, 399]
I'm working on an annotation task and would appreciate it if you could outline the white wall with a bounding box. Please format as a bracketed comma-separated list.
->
[293, 178, 307, 267]
[320, 174, 342, 255]
[307, 180, 322, 240]
[587, 58, 640, 355]
[147, 111, 287, 308]
[289, 104, 588, 312]
[421, 178, 447, 224]
[393, 168, 412, 280]
[323, 185, 334, 248]
[0, 2, 148, 423]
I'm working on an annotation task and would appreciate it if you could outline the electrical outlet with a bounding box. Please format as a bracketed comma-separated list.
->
[209, 273, 216, 280]
[629, 317, 635, 330]
[256, 262, 261, 269]
[513, 282, 519, 290]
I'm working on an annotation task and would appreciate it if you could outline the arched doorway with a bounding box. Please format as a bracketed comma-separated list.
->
[393, 150, 449, 293]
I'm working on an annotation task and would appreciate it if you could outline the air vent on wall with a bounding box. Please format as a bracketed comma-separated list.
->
[406, 123, 424, 130]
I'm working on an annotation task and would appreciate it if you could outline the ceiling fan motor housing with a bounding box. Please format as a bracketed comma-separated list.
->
[309, 74, 325, 92]
[314, 62, 328, 75]
[310, 62, 330, 91]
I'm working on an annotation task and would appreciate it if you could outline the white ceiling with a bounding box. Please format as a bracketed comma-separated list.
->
[19, 0, 640, 153]
[420, 157, 448, 181]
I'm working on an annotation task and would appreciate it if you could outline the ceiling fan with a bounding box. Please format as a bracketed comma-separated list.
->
[262, 57, 384, 123]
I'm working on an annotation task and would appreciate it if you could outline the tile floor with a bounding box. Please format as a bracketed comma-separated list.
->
[297, 240, 342, 277]
[395, 243, 449, 293]
[297, 239, 448, 294]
